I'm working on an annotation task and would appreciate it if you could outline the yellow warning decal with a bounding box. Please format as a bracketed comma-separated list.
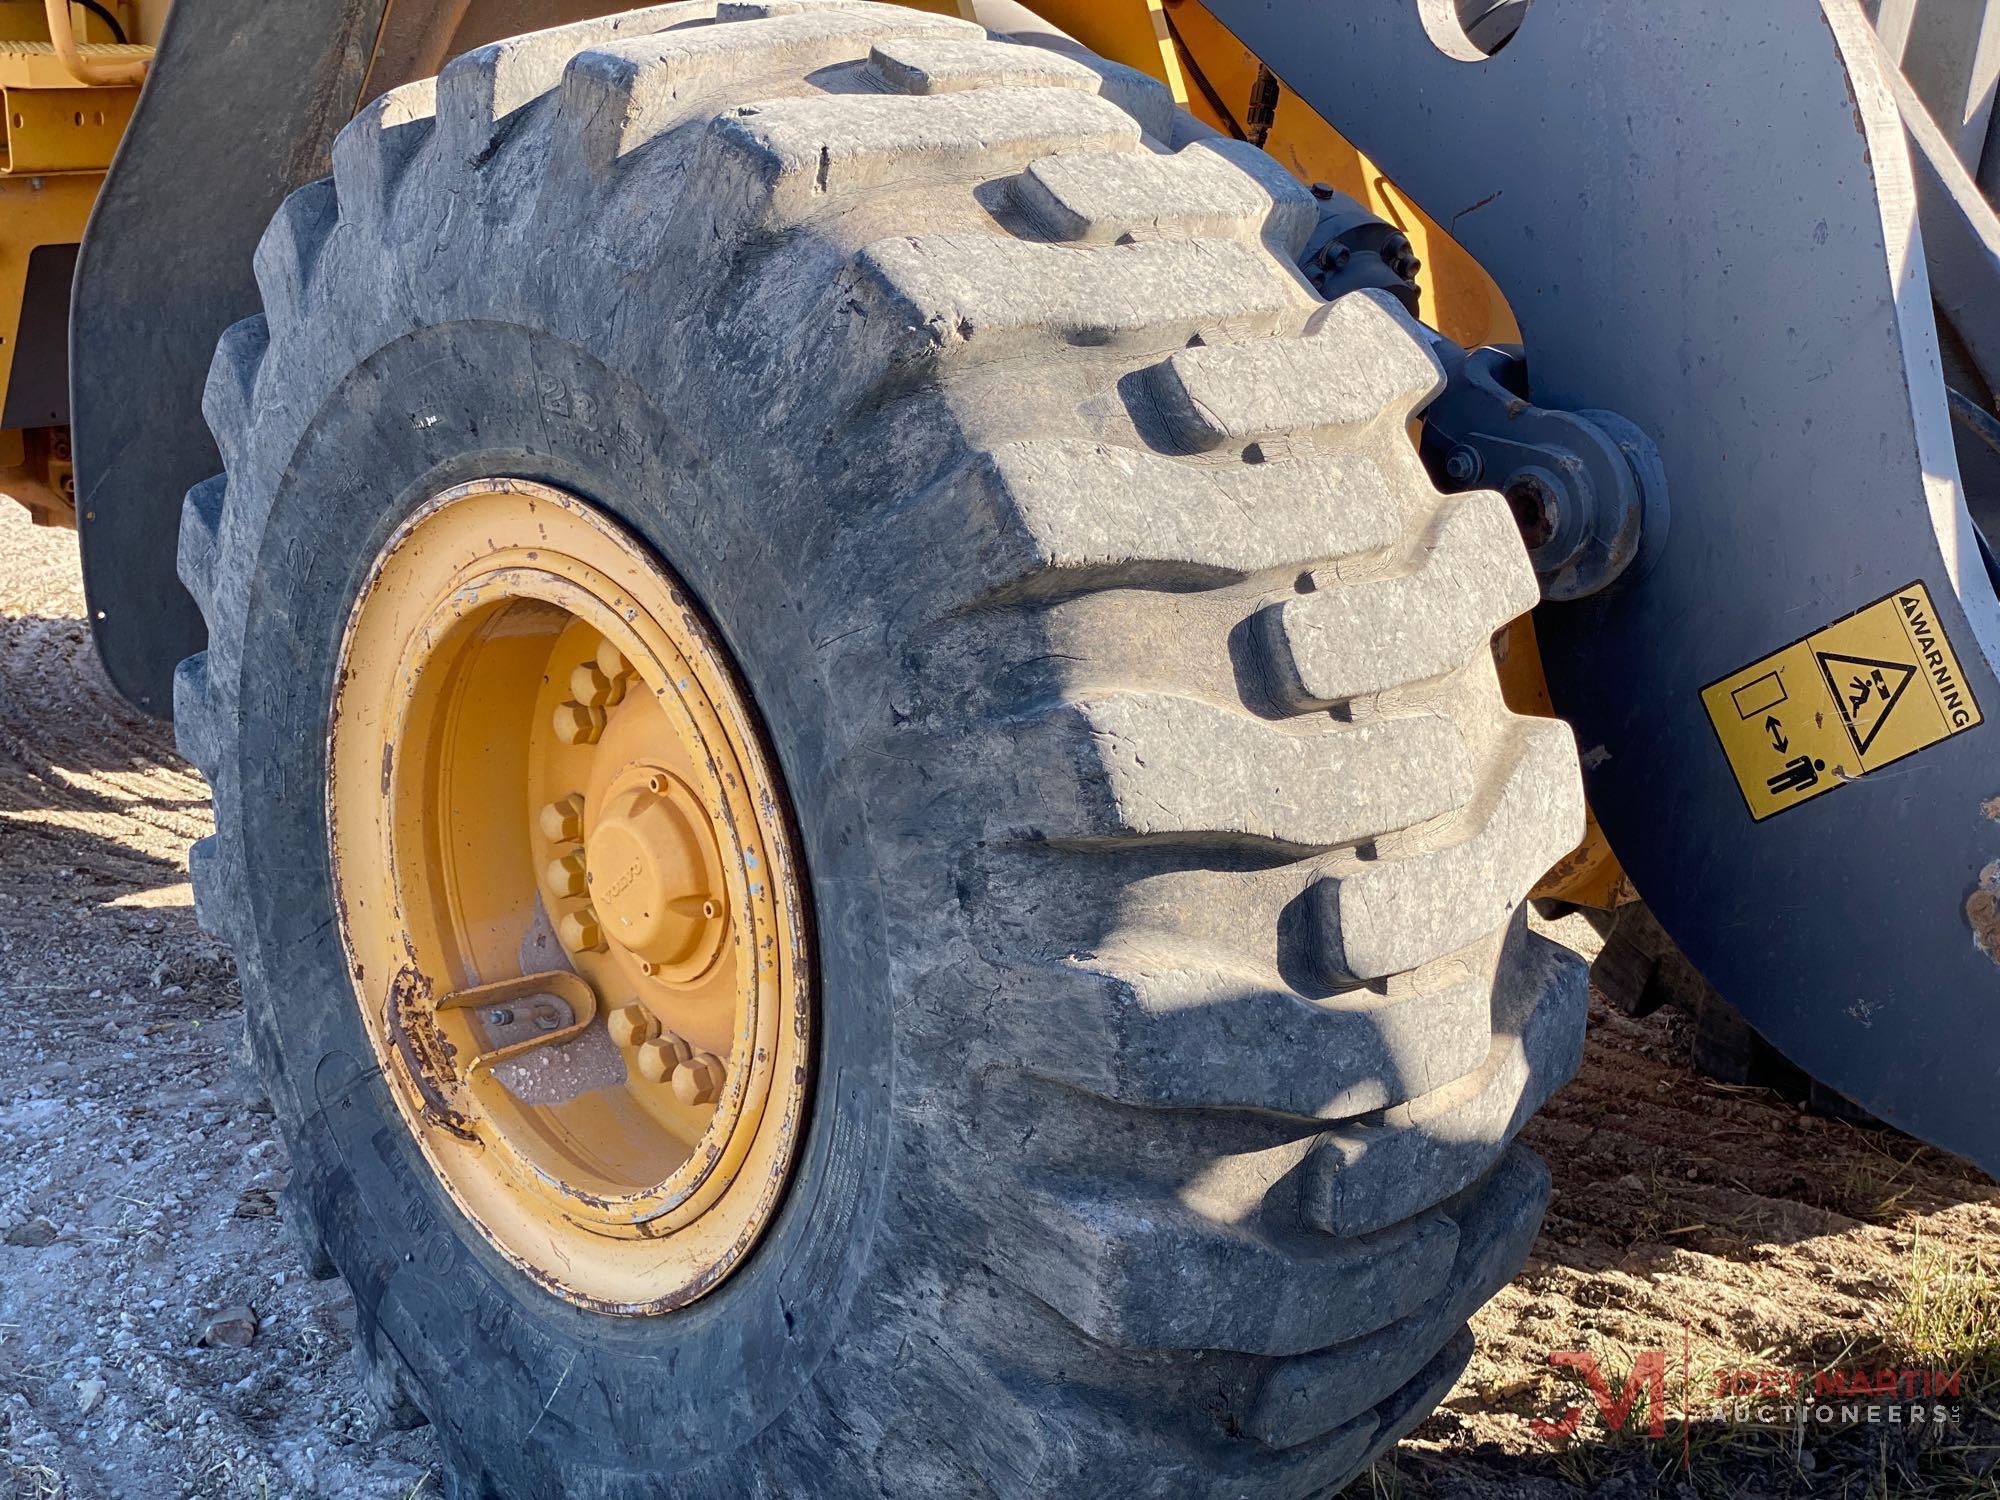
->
[1701, 581, 1982, 821]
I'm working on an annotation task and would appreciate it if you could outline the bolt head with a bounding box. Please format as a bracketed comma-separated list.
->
[607, 1003, 659, 1050]
[552, 701, 606, 746]
[558, 905, 607, 953]
[544, 849, 588, 898]
[671, 1052, 727, 1107]
[539, 794, 585, 844]
[1444, 447, 1482, 486]
[570, 659, 628, 709]
[597, 640, 629, 679]
[637, 1034, 692, 1084]
[485, 1007, 514, 1028]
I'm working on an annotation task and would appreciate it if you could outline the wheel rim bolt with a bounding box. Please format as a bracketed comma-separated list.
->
[545, 850, 587, 898]
[671, 1052, 727, 1107]
[539, 794, 585, 844]
[553, 701, 606, 745]
[558, 905, 607, 953]
[607, 1003, 658, 1050]
[637, 1034, 693, 1084]
[570, 658, 628, 709]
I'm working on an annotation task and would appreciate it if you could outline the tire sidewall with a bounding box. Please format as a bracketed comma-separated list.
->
[235, 318, 897, 1489]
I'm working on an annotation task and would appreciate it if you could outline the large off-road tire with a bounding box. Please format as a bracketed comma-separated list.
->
[172, 4, 1589, 1494]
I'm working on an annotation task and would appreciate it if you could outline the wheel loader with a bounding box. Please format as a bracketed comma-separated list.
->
[5, 0, 1999, 1491]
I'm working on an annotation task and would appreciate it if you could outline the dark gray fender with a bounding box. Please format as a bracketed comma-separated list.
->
[72, 0, 388, 713]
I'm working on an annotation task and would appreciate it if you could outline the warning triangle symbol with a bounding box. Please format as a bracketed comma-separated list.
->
[1814, 651, 1917, 757]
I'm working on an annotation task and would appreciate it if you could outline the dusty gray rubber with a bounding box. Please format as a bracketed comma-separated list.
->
[171, 3, 1587, 1494]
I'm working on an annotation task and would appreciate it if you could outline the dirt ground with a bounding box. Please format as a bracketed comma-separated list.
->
[5, 501, 2000, 1499]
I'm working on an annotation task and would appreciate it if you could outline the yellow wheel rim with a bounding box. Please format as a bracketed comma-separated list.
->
[328, 479, 812, 1314]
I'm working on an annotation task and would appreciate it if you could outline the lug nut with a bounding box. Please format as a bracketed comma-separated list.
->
[545, 849, 587, 898]
[539, 794, 585, 844]
[607, 1003, 658, 1049]
[598, 640, 629, 679]
[553, 700, 606, 746]
[671, 1051, 727, 1107]
[637, 1033, 693, 1084]
[570, 658, 628, 709]
[558, 905, 607, 953]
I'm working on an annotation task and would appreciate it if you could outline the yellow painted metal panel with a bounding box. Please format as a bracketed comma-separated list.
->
[0, 173, 92, 524]
[1, 82, 136, 172]
[0, 169, 95, 457]
[0, 14, 143, 516]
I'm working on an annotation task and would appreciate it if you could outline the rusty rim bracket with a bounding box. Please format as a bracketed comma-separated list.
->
[328, 479, 813, 1315]
[436, 970, 599, 1073]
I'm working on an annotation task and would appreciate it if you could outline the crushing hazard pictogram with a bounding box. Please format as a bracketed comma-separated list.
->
[1813, 651, 1915, 757]
[1701, 582, 1983, 821]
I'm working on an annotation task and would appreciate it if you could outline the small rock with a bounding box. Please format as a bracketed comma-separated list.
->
[199, 1305, 260, 1348]
[75, 1377, 105, 1416]
[4, 1216, 57, 1248]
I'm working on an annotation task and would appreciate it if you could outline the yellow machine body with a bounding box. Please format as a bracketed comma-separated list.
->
[0, 0, 155, 524]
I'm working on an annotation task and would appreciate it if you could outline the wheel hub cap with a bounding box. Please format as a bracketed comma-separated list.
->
[585, 769, 727, 981]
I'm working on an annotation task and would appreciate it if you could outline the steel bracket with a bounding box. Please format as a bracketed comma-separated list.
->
[1300, 191, 1424, 312]
[1421, 343, 1659, 600]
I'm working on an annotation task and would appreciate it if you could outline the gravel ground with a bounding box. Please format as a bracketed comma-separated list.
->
[5, 500, 1999, 1499]
[0, 504, 440, 1498]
